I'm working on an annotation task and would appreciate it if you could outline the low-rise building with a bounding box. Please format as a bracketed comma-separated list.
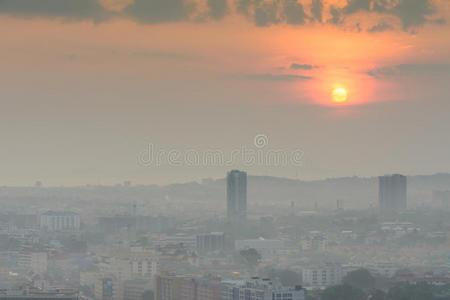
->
[302, 263, 344, 288]
[222, 277, 305, 300]
[0, 288, 78, 300]
[40, 211, 80, 232]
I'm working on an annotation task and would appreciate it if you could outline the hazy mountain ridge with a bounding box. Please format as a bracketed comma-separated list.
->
[0, 173, 449, 211]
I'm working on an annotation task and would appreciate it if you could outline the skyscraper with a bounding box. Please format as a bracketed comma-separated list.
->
[227, 170, 247, 222]
[379, 174, 407, 213]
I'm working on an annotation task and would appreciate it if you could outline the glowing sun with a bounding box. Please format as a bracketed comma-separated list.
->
[332, 87, 348, 103]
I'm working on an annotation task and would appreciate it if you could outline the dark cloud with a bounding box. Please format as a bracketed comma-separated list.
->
[328, 5, 342, 25]
[234, 73, 313, 81]
[124, 0, 193, 23]
[290, 63, 315, 70]
[311, 0, 323, 22]
[0, 0, 107, 21]
[238, 0, 308, 27]
[236, 0, 251, 16]
[367, 22, 393, 32]
[207, 0, 228, 20]
[0, 0, 443, 32]
[341, 0, 440, 30]
[393, 0, 435, 30]
[343, 0, 371, 15]
[367, 63, 450, 78]
[282, 0, 306, 25]
[253, 1, 279, 27]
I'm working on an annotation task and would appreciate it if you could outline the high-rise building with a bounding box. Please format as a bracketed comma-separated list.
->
[379, 174, 407, 213]
[226, 170, 247, 222]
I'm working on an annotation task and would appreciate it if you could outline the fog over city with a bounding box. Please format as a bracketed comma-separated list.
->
[0, 0, 450, 300]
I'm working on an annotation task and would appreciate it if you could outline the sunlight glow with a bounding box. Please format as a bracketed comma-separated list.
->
[332, 87, 348, 103]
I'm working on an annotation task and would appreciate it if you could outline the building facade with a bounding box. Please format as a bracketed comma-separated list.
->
[0, 288, 78, 300]
[302, 263, 344, 288]
[155, 273, 188, 300]
[18, 250, 47, 274]
[379, 174, 407, 213]
[181, 278, 222, 300]
[40, 211, 80, 232]
[222, 278, 305, 300]
[227, 170, 247, 222]
[196, 232, 225, 253]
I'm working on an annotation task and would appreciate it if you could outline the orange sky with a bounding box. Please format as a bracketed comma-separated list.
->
[0, 0, 448, 107]
[0, 0, 449, 184]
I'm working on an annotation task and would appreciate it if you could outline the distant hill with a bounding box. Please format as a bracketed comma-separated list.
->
[1, 173, 450, 212]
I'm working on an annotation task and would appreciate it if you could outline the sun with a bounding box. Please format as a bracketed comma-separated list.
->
[332, 87, 348, 103]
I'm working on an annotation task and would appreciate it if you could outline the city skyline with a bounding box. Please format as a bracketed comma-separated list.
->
[1, 1, 450, 300]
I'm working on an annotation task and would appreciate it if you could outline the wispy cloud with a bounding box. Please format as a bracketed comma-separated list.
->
[366, 63, 450, 78]
[231, 73, 313, 81]
[290, 63, 317, 70]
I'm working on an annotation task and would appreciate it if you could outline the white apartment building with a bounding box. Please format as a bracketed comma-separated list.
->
[302, 263, 344, 287]
[40, 211, 80, 232]
[18, 250, 47, 274]
[222, 278, 305, 300]
[300, 235, 328, 251]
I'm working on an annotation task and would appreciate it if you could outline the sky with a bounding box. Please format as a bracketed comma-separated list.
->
[0, 0, 449, 186]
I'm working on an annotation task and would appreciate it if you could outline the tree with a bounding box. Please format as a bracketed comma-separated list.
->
[239, 248, 261, 269]
[388, 282, 435, 300]
[278, 269, 302, 286]
[370, 289, 388, 300]
[261, 268, 301, 286]
[321, 284, 366, 300]
[342, 268, 375, 290]
[142, 290, 154, 300]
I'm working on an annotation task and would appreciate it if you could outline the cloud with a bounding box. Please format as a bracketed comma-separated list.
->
[0, 0, 444, 32]
[343, 0, 371, 15]
[367, 22, 393, 32]
[311, 0, 323, 22]
[236, 0, 251, 16]
[237, 0, 307, 27]
[233, 73, 313, 81]
[393, 0, 435, 30]
[132, 50, 201, 61]
[123, 0, 193, 23]
[290, 63, 315, 70]
[341, 0, 441, 30]
[253, 1, 279, 27]
[328, 5, 342, 25]
[282, 0, 307, 25]
[366, 63, 450, 78]
[207, 0, 228, 20]
[0, 0, 107, 21]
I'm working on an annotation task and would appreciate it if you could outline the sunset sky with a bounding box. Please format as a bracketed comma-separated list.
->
[0, 0, 449, 185]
